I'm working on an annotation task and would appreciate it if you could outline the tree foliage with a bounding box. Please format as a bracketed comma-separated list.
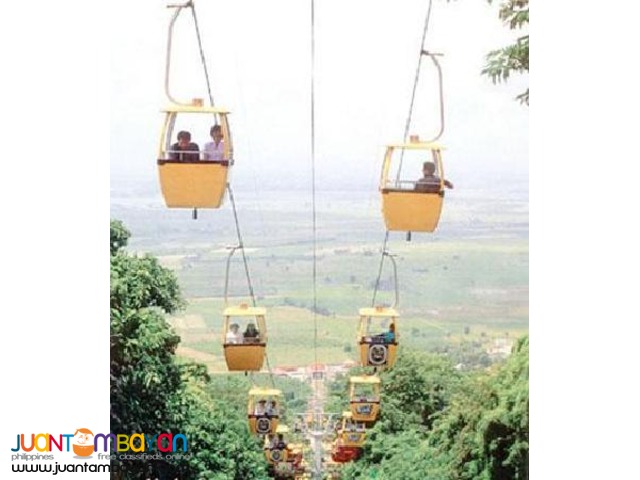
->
[110, 219, 131, 256]
[339, 339, 529, 479]
[482, 0, 529, 105]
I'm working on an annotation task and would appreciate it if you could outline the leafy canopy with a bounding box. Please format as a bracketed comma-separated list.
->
[482, 0, 530, 104]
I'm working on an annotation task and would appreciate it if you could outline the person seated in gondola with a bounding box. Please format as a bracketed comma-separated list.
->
[266, 400, 279, 417]
[371, 323, 396, 344]
[243, 323, 260, 343]
[225, 323, 243, 344]
[254, 399, 267, 416]
[344, 419, 356, 432]
[264, 433, 277, 450]
[203, 124, 225, 162]
[414, 161, 453, 193]
[169, 130, 200, 162]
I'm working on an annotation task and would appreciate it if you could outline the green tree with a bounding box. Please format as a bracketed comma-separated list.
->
[110, 219, 131, 255]
[110, 220, 183, 438]
[482, 0, 529, 104]
[423, 336, 529, 479]
[341, 339, 528, 480]
[377, 349, 462, 434]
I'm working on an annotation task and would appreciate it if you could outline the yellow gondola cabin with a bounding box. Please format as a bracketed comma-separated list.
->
[222, 304, 267, 372]
[379, 139, 448, 233]
[331, 412, 365, 463]
[248, 387, 282, 435]
[157, 100, 233, 209]
[358, 306, 399, 369]
[349, 376, 381, 425]
[336, 411, 366, 448]
[264, 425, 305, 478]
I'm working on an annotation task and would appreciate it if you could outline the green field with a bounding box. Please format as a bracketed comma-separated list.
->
[163, 237, 527, 371]
[113, 185, 529, 372]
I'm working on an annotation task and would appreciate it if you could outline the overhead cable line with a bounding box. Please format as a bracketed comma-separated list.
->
[370, 233, 400, 309]
[189, 1, 216, 108]
[227, 185, 256, 307]
[310, 1, 325, 478]
[310, 0, 318, 377]
[395, 0, 436, 184]
[371, 231, 390, 306]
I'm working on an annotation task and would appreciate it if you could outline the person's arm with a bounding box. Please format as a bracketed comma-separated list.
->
[444, 179, 454, 189]
[168, 144, 178, 160]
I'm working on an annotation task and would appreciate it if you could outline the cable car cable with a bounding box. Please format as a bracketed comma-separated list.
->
[227, 185, 256, 307]
[371, 251, 400, 309]
[189, 1, 216, 109]
[395, 0, 435, 184]
[309, 2, 325, 477]
[310, 0, 319, 380]
[370, 231, 389, 307]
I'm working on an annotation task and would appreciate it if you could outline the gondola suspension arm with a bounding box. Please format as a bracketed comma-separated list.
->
[164, 1, 216, 108]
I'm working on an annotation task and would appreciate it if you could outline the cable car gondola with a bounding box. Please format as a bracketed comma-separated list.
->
[380, 45, 451, 235]
[331, 411, 365, 463]
[248, 387, 282, 435]
[358, 306, 399, 369]
[349, 376, 381, 425]
[157, 2, 234, 213]
[380, 138, 448, 233]
[157, 100, 233, 209]
[222, 303, 267, 372]
[264, 425, 304, 479]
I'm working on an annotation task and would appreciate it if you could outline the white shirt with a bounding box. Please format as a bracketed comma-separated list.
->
[226, 330, 243, 344]
[204, 140, 225, 161]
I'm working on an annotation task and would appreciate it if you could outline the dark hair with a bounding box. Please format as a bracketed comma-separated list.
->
[177, 130, 191, 141]
[210, 124, 222, 135]
[423, 161, 436, 174]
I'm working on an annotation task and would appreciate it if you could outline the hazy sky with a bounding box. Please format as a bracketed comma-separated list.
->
[111, 0, 528, 191]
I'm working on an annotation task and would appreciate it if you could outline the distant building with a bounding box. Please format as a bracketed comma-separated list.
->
[487, 338, 514, 359]
[272, 360, 359, 382]
[307, 363, 327, 380]
[273, 365, 307, 381]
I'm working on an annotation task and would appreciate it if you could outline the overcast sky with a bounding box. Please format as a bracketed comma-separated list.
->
[111, 0, 528, 191]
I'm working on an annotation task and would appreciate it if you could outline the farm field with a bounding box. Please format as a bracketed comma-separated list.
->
[112, 178, 528, 371]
